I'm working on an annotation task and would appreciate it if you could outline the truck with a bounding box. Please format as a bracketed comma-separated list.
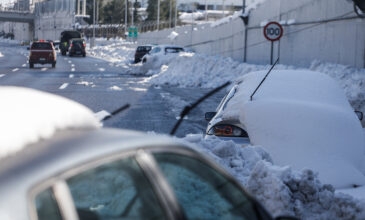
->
[59, 30, 82, 56]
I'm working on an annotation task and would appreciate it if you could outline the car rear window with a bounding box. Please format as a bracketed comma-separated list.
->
[31, 42, 52, 50]
[165, 47, 184, 53]
[137, 46, 152, 52]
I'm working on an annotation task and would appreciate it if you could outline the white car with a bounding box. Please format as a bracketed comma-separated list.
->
[142, 45, 185, 63]
[0, 86, 297, 220]
[205, 70, 365, 189]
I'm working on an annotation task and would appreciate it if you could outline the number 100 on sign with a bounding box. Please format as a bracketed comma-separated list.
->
[263, 22, 283, 42]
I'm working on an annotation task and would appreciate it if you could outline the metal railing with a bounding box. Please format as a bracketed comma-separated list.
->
[77, 20, 184, 39]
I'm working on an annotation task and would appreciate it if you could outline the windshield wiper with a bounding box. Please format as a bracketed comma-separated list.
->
[170, 82, 231, 135]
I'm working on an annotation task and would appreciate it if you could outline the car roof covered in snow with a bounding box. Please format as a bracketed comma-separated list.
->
[0, 86, 100, 159]
[223, 70, 365, 188]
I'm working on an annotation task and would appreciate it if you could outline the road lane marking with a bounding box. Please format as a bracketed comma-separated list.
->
[68, 61, 72, 64]
[41, 68, 48, 71]
[71, 68, 75, 72]
[59, 83, 69, 90]
[22, 64, 26, 67]
[69, 74, 74, 78]
[98, 68, 105, 72]
[0, 74, 5, 78]
[12, 68, 19, 72]
[71, 64, 75, 67]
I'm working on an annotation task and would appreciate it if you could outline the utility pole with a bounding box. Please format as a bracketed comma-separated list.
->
[157, 0, 160, 30]
[205, 0, 208, 21]
[242, 0, 245, 14]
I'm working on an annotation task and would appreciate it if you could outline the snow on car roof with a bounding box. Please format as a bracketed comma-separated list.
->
[224, 70, 365, 188]
[0, 87, 100, 159]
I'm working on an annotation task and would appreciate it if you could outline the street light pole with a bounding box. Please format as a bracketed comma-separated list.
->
[157, 0, 160, 30]
[125, 0, 128, 38]
[91, 0, 96, 47]
[174, 0, 177, 28]
[169, 0, 172, 28]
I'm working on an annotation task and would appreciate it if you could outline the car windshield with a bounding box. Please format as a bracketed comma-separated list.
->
[31, 42, 52, 49]
[216, 86, 237, 111]
[150, 47, 161, 54]
[165, 47, 184, 53]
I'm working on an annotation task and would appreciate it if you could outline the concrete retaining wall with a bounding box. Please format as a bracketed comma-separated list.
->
[138, 0, 365, 68]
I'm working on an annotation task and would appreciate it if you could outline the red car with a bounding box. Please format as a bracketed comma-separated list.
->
[29, 40, 57, 68]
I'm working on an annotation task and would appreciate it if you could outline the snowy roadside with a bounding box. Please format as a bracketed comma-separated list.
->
[89, 40, 365, 218]
[86, 38, 137, 71]
[147, 53, 365, 115]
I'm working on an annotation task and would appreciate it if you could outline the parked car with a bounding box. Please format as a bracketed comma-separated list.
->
[0, 86, 296, 220]
[142, 45, 184, 63]
[134, 45, 154, 63]
[28, 40, 56, 68]
[60, 30, 82, 56]
[205, 70, 365, 189]
[68, 38, 86, 57]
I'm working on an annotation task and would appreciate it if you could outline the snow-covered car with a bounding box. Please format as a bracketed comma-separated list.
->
[0, 87, 297, 220]
[142, 45, 184, 63]
[205, 70, 365, 189]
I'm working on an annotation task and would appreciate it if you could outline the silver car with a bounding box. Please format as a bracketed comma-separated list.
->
[0, 127, 290, 220]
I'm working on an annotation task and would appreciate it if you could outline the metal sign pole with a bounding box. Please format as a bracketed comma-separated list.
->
[270, 41, 273, 65]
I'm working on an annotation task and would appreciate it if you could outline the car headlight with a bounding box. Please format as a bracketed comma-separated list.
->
[207, 124, 248, 137]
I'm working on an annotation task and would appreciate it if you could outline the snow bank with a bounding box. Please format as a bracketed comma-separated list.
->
[182, 134, 365, 219]
[148, 53, 365, 115]
[87, 38, 136, 69]
[0, 87, 100, 158]
[225, 70, 365, 188]
[149, 52, 295, 88]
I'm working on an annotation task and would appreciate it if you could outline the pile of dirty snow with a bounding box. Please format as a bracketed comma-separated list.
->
[182, 134, 365, 219]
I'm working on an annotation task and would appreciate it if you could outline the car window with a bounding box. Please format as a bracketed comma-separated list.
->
[165, 47, 184, 53]
[154, 153, 259, 220]
[150, 47, 161, 54]
[31, 42, 52, 49]
[66, 157, 166, 220]
[137, 46, 151, 52]
[35, 188, 62, 220]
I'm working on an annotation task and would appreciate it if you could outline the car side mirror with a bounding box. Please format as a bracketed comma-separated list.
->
[355, 110, 363, 121]
[205, 112, 216, 121]
[275, 216, 300, 220]
[26, 47, 30, 50]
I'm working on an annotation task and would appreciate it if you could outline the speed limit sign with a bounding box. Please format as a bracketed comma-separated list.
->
[263, 22, 283, 42]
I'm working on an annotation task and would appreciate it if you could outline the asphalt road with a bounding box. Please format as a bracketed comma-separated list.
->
[0, 42, 224, 137]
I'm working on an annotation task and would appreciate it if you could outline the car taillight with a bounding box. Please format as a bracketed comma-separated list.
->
[207, 124, 248, 137]
[83, 43, 86, 47]
[70, 44, 73, 48]
[29, 52, 32, 57]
